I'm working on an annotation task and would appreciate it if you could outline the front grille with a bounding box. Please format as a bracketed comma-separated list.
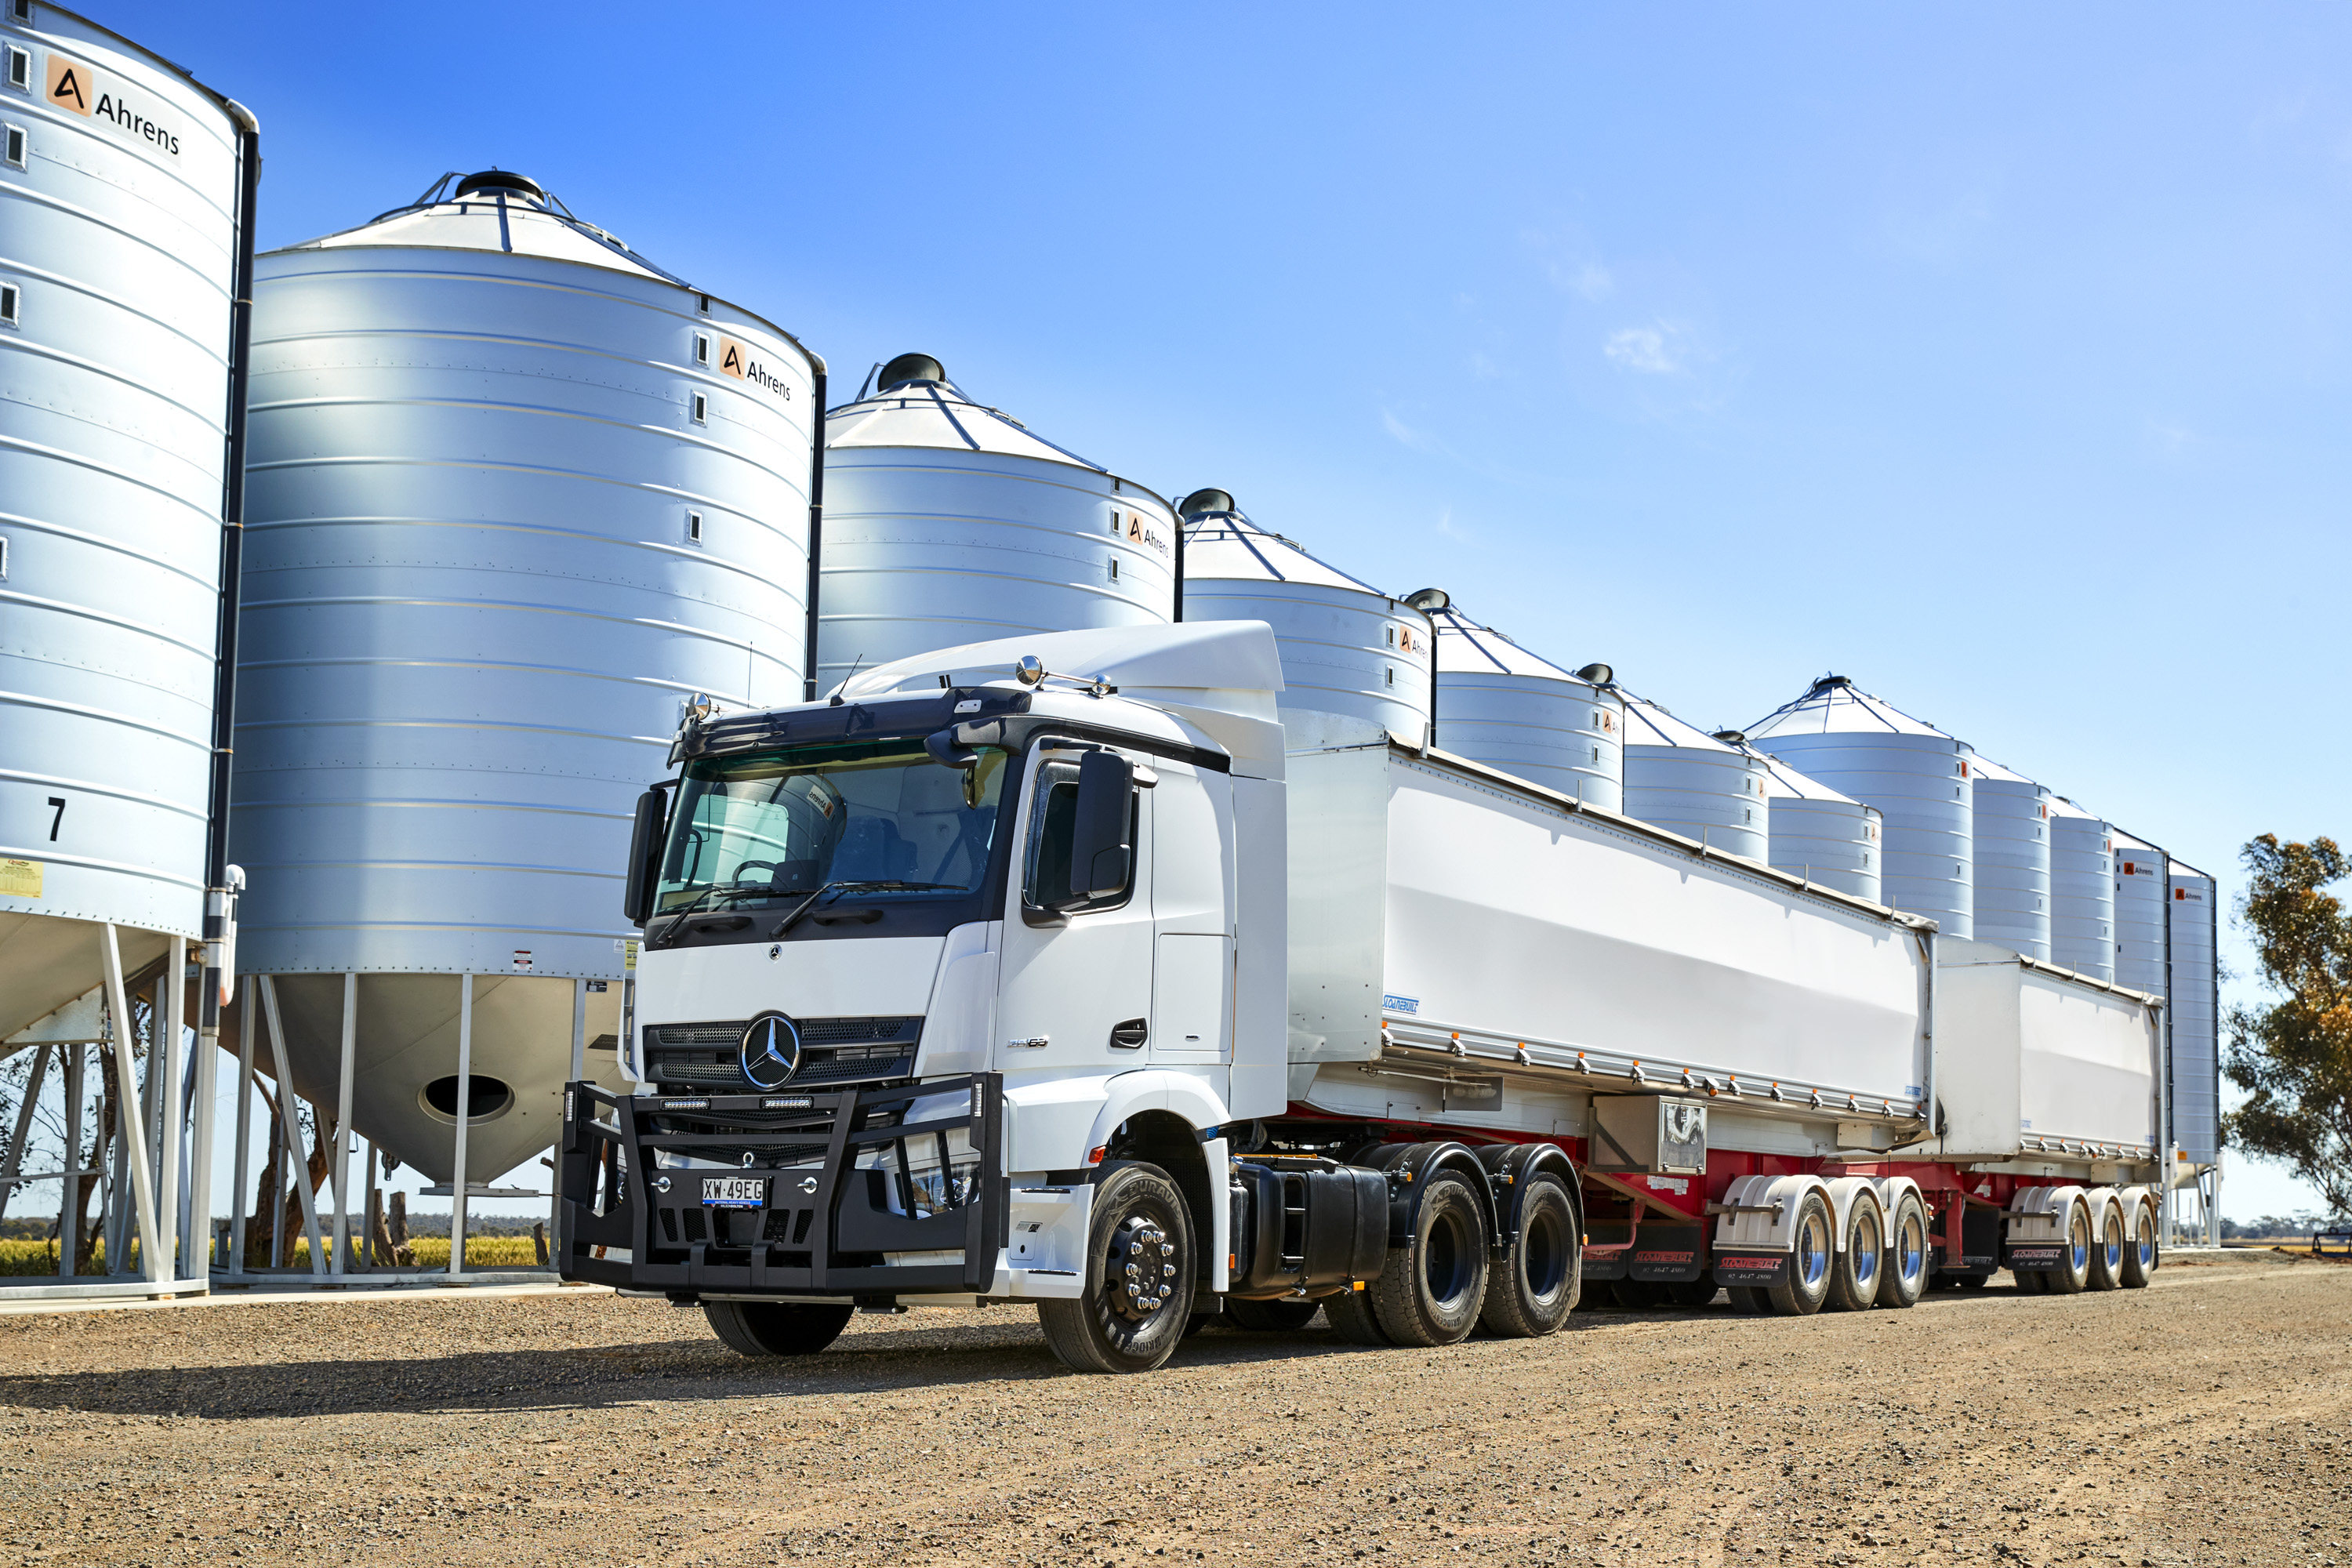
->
[644, 1017, 921, 1093]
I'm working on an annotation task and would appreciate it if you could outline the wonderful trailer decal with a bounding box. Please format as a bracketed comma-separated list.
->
[46, 51, 180, 156]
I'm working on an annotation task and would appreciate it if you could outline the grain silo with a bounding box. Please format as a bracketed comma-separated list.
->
[0, 4, 256, 1037]
[230, 171, 820, 1181]
[1970, 757, 2053, 962]
[1749, 749, 1884, 903]
[2110, 829, 2169, 999]
[2048, 798, 2115, 981]
[2166, 862, 2219, 1167]
[1746, 676, 1976, 938]
[1177, 492, 1433, 744]
[815, 355, 1175, 693]
[1617, 695, 1769, 862]
[1428, 606, 1621, 809]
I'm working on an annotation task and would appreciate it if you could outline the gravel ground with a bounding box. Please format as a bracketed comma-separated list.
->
[0, 1250, 2344, 1568]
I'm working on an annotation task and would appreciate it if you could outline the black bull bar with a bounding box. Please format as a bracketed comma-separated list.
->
[557, 1073, 1007, 1297]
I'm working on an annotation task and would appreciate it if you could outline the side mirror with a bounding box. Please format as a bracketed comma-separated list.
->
[1066, 750, 1134, 902]
[622, 786, 671, 926]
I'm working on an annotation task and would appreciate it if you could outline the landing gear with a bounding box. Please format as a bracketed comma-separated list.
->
[1037, 1163, 1198, 1374]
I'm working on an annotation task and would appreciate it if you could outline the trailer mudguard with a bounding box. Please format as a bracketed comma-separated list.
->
[1355, 1141, 1501, 1252]
[1823, 1176, 1886, 1254]
[2003, 1184, 2085, 1271]
[1474, 1142, 1582, 1258]
[1710, 1172, 1829, 1288]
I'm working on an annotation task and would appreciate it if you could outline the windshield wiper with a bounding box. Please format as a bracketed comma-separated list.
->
[768, 880, 961, 938]
[646, 885, 747, 949]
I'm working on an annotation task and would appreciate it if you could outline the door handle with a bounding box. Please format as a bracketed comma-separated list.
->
[1109, 1018, 1149, 1048]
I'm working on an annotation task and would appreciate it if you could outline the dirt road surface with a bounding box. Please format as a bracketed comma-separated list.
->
[1, 1251, 2344, 1568]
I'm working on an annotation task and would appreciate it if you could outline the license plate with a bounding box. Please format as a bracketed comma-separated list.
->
[702, 1176, 766, 1208]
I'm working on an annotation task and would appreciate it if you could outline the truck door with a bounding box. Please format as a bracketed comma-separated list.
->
[995, 744, 1156, 1076]
[1150, 761, 1234, 1065]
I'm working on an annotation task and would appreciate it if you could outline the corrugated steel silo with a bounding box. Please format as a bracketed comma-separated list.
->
[816, 355, 1174, 693]
[1970, 757, 2053, 961]
[2167, 862, 2219, 1165]
[1618, 695, 1769, 862]
[0, 4, 254, 1036]
[1178, 492, 1432, 743]
[230, 171, 818, 1178]
[1429, 607, 1621, 809]
[2048, 797, 2115, 981]
[1752, 750, 1883, 902]
[2111, 829, 2169, 998]
[1746, 676, 1975, 937]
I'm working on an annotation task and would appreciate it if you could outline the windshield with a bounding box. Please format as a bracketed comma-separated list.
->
[656, 741, 1011, 915]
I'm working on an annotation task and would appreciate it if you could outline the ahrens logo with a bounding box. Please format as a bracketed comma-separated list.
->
[1120, 510, 1170, 559]
[46, 52, 181, 157]
[716, 336, 793, 400]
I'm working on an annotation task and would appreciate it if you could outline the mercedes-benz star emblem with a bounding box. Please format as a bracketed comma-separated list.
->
[739, 1011, 802, 1091]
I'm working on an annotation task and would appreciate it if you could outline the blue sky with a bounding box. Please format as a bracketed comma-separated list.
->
[109, 1, 2348, 1219]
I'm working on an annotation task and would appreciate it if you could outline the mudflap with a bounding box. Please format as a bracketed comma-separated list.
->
[1628, 1223, 1707, 1283]
[1712, 1250, 1790, 1290]
[2003, 1242, 2069, 1272]
[556, 1074, 1007, 1299]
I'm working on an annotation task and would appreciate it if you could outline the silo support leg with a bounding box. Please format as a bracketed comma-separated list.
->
[228, 997, 256, 1276]
[256, 975, 328, 1276]
[332, 973, 356, 1276]
[450, 974, 474, 1279]
[99, 925, 163, 1284]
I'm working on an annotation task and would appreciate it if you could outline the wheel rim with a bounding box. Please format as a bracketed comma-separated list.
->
[1424, 1206, 1475, 1308]
[2136, 1213, 2156, 1269]
[1524, 1207, 1567, 1300]
[2103, 1213, 2124, 1273]
[2069, 1210, 2089, 1273]
[1897, 1212, 1926, 1287]
[1853, 1210, 1880, 1287]
[1107, 1215, 1177, 1324]
[1798, 1209, 1830, 1288]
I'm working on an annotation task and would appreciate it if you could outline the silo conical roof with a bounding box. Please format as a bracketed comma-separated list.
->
[1619, 691, 1742, 753]
[826, 371, 1115, 470]
[1179, 506, 1388, 593]
[1428, 606, 1622, 809]
[1432, 608, 1582, 678]
[282, 171, 680, 282]
[1745, 674, 1962, 742]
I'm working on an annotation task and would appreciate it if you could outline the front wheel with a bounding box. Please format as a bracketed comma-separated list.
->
[1036, 1162, 1198, 1374]
[703, 1299, 854, 1357]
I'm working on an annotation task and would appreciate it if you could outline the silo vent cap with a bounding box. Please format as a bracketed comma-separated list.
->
[1179, 488, 1237, 518]
[453, 169, 546, 204]
[1575, 662, 1614, 686]
[877, 353, 947, 390]
[1809, 673, 1852, 691]
[1712, 729, 1748, 746]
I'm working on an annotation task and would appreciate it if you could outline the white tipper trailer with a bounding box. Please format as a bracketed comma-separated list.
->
[559, 623, 2168, 1372]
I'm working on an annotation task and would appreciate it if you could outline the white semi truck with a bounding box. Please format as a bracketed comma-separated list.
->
[559, 623, 2167, 1373]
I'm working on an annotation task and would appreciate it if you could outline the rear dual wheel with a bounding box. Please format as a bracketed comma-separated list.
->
[2087, 1202, 2127, 1292]
[1479, 1174, 1580, 1337]
[1828, 1197, 1885, 1312]
[2121, 1204, 2158, 1289]
[1763, 1192, 1835, 1316]
[1878, 1192, 1930, 1309]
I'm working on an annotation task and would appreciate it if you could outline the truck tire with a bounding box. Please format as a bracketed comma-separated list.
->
[2013, 1265, 2045, 1294]
[1827, 1195, 1885, 1312]
[1727, 1285, 1766, 1314]
[1877, 1192, 1929, 1309]
[2121, 1203, 2158, 1289]
[1367, 1171, 1490, 1345]
[1036, 1162, 1198, 1374]
[1609, 1279, 1667, 1309]
[1479, 1174, 1580, 1337]
[1226, 1298, 1320, 1332]
[2087, 1201, 2126, 1291]
[1323, 1284, 1390, 1345]
[2045, 1197, 2093, 1295]
[702, 1300, 854, 1357]
[1763, 1191, 1834, 1316]
[1665, 1279, 1720, 1307]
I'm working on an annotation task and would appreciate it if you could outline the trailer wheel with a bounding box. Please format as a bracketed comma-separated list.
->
[2086, 1202, 2126, 1292]
[1763, 1191, 1833, 1316]
[1367, 1171, 1490, 1345]
[1037, 1162, 1198, 1374]
[1877, 1192, 1929, 1309]
[2013, 1266, 2045, 1294]
[2120, 1204, 2158, 1289]
[1727, 1285, 1766, 1314]
[1226, 1298, 1321, 1332]
[702, 1300, 854, 1357]
[1478, 1174, 1579, 1337]
[1952, 1272, 1988, 1291]
[1827, 1196, 1885, 1312]
[1664, 1280, 1720, 1307]
[1608, 1279, 1667, 1310]
[2045, 1198, 2093, 1295]
[1323, 1284, 1390, 1344]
